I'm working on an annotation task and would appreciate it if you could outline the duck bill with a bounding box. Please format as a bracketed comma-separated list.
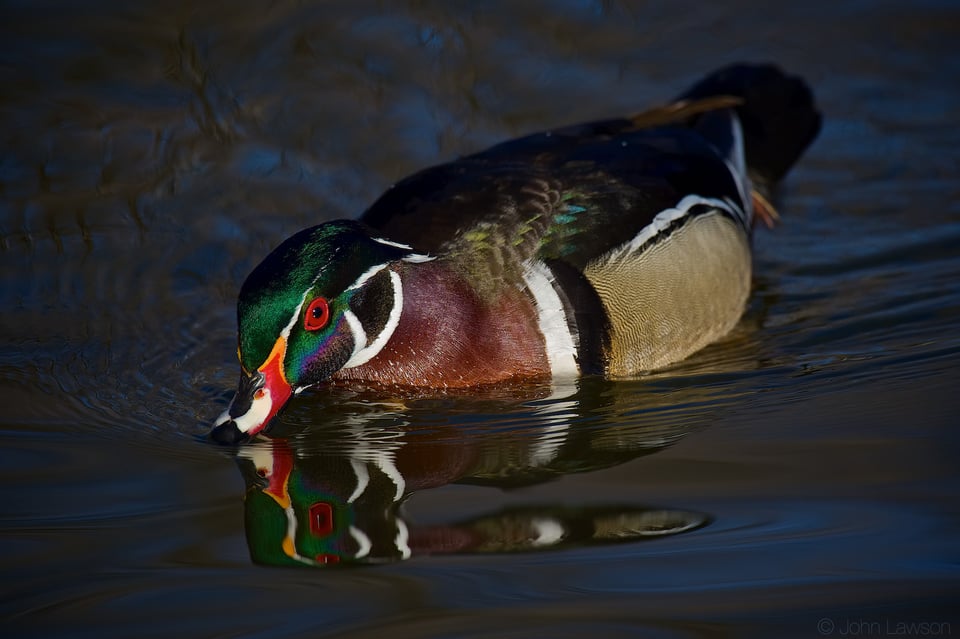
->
[211, 337, 293, 445]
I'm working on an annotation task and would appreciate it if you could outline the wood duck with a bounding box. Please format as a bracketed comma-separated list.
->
[212, 63, 821, 444]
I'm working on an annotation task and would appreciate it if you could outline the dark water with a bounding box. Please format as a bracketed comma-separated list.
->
[2, 1, 959, 637]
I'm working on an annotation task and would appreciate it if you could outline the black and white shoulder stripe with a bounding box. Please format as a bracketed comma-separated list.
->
[522, 259, 610, 377]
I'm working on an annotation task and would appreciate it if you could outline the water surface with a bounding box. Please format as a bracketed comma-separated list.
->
[2, 1, 959, 637]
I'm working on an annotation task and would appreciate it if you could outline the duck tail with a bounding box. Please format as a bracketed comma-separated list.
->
[677, 63, 821, 191]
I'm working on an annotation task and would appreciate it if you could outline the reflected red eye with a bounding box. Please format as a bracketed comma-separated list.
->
[309, 502, 334, 537]
[304, 297, 330, 331]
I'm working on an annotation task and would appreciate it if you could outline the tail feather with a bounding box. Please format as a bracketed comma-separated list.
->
[677, 64, 821, 188]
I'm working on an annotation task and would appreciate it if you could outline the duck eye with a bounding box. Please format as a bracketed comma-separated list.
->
[304, 297, 330, 331]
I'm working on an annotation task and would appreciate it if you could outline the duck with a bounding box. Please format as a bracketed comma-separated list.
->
[211, 63, 821, 444]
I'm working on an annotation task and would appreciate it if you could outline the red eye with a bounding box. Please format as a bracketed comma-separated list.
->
[304, 297, 330, 331]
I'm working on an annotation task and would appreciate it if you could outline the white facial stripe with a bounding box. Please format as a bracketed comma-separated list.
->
[523, 261, 579, 378]
[281, 286, 313, 340]
[347, 263, 389, 292]
[342, 270, 403, 369]
[372, 236, 413, 250]
[342, 309, 368, 366]
[372, 236, 434, 262]
[231, 388, 274, 434]
[276, 247, 342, 340]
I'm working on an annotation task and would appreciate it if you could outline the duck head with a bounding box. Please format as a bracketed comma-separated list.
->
[211, 220, 427, 444]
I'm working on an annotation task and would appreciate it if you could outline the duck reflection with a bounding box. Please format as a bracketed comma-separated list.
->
[234, 378, 716, 567]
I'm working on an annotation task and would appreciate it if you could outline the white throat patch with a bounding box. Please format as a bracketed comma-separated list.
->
[213, 383, 276, 434]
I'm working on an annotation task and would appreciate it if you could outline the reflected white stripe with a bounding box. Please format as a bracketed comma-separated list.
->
[350, 525, 372, 559]
[348, 459, 369, 504]
[531, 518, 565, 546]
[395, 518, 411, 560]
